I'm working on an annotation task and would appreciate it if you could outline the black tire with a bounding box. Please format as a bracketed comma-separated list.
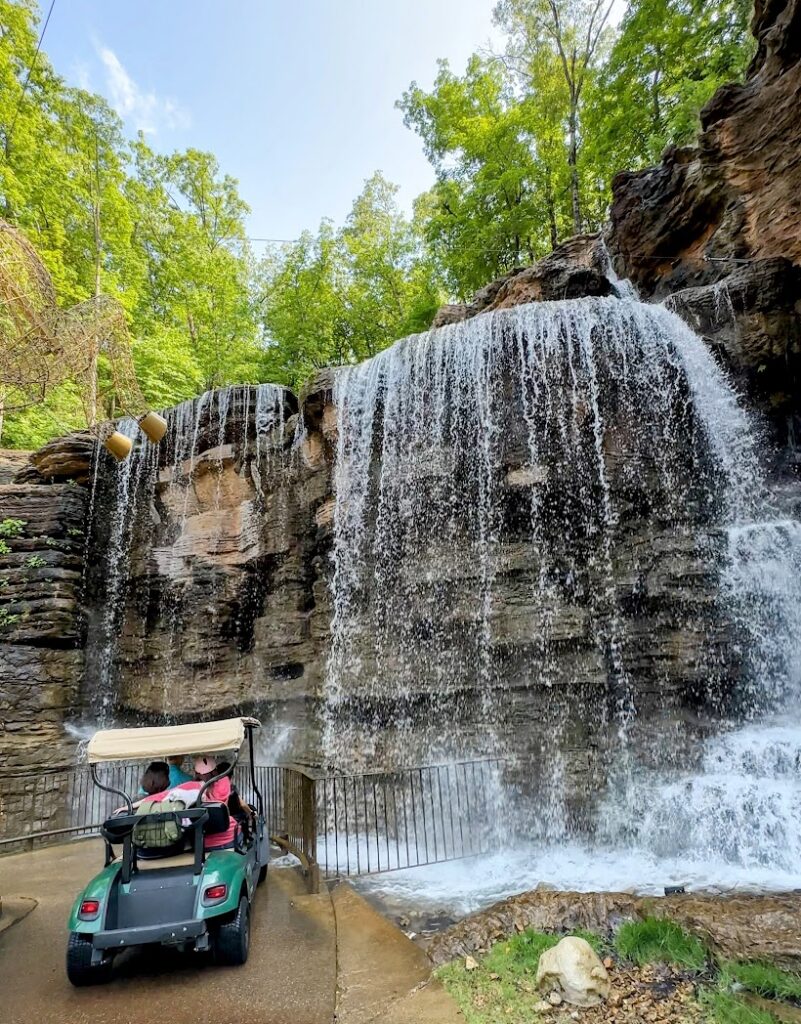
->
[66, 932, 113, 987]
[214, 895, 251, 966]
[257, 862, 267, 885]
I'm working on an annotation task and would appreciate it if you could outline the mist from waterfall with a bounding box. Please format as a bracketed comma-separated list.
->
[326, 294, 801, 891]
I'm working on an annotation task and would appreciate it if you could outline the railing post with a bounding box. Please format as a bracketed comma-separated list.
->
[301, 773, 319, 892]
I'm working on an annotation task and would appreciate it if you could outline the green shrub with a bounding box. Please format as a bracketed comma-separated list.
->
[24, 554, 46, 568]
[615, 918, 706, 970]
[0, 609, 20, 628]
[0, 518, 25, 538]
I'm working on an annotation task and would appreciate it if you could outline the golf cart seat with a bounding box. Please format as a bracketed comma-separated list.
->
[202, 801, 231, 837]
[137, 802, 232, 859]
[102, 801, 232, 860]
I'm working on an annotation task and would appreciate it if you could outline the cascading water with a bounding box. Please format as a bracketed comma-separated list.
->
[325, 294, 801, 905]
[79, 383, 291, 725]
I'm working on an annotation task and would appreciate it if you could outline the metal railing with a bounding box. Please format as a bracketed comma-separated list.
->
[315, 758, 506, 877]
[1, 757, 508, 888]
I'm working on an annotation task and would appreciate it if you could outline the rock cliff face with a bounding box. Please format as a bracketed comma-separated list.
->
[608, 0, 801, 297]
[75, 387, 334, 761]
[2, 0, 800, 815]
[0, 471, 89, 771]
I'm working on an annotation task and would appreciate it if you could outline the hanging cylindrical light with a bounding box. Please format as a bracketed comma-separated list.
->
[138, 411, 168, 444]
[103, 431, 133, 461]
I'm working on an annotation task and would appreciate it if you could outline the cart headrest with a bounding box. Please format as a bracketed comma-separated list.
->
[87, 717, 260, 764]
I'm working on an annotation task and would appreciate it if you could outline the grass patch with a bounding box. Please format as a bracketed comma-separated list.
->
[615, 918, 707, 970]
[437, 928, 605, 1024]
[720, 961, 801, 1003]
[699, 988, 779, 1024]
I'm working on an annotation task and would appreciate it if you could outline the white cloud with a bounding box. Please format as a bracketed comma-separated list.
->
[97, 44, 190, 135]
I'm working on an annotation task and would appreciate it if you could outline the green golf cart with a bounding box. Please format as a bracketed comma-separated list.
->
[66, 716, 268, 986]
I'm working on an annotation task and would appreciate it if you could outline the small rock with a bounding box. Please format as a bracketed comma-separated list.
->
[570, 1013, 580, 1020]
[603, 956, 614, 969]
[533, 1000, 553, 1013]
[490, 972, 500, 980]
[464, 955, 479, 971]
[548, 991, 563, 1006]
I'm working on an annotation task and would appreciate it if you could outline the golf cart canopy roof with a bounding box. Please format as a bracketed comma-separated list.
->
[86, 716, 260, 764]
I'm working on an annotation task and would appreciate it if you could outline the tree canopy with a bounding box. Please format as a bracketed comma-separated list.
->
[0, 0, 755, 447]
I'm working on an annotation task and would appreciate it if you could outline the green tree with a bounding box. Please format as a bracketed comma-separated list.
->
[0, 0, 264, 447]
[258, 173, 444, 386]
[586, 0, 754, 173]
[400, 57, 554, 297]
[494, 0, 616, 234]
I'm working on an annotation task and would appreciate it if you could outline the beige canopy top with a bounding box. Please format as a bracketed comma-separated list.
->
[86, 717, 260, 765]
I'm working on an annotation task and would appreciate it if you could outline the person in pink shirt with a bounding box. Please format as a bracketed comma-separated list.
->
[145, 755, 238, 850]
[191, 755, 238, 850]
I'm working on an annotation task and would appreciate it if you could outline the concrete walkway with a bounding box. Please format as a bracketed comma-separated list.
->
[0, 839, 463, 1024]
[332, 882, 463, 1024]
[0, 838, 336, 1024]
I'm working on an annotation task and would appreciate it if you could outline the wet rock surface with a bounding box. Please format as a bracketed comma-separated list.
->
[426, 888, 801, 970]
[433, 235, 614, 327]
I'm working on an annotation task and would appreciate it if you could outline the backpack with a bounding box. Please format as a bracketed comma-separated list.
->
[132, 798, 187, 849]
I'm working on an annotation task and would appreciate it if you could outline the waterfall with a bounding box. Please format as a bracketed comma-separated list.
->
[80, 383, 291, 724]
[84, 417, 153, 722]
[326, 294, 801, 886]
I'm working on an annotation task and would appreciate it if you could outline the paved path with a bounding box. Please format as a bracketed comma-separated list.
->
[0, 839, 336, 1024]
[332, 882, 463, 1024]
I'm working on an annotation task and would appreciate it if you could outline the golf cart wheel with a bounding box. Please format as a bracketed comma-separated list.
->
[214, 895, 251, 966]
[66, 932, 112, 987]
[257, 862, 267, 885]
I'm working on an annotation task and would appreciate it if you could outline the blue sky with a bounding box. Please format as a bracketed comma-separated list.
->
[43, 1, 504, 245]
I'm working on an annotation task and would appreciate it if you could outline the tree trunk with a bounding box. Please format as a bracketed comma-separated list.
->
[544, 167, 558, 250]
[568, 109, 582, 235]
[88, 197, 101, 428]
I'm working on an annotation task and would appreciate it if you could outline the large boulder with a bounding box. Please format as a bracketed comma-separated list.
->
[535, 936, 611, 1007]
[14, 431, 96, 486]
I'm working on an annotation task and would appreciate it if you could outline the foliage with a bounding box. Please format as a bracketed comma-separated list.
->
[0, 608, 20, 628]
[614, 918, 707, 970]
[0, 519, 26, 538]
[719, 961, 801, 1003]
[586, 0, 755, 173]
[23, 553, 45, 568]
[399, 57, 561, 297]
[699, 988, 780, 1024]
[257, 172, 445, 387]
[401, 0, 753, 296]
[0, 0, 262, 447]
